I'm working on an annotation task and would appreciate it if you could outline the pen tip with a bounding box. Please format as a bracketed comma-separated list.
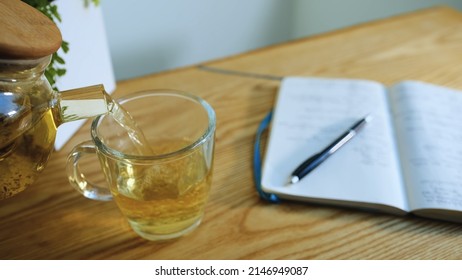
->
[365, 114, 373, 123]
[289, 176, 300, 185]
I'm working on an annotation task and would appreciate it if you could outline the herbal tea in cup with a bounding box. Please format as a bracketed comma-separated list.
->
[67, 90, 216, 241]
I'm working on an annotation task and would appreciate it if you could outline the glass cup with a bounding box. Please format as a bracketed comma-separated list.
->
[66, 90, 216, 241]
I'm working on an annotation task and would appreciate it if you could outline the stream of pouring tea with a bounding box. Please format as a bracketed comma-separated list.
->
[105, 92, 153, 155]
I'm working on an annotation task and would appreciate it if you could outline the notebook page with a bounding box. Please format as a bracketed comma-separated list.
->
[390, 81, 462, 212]
[261, 77, 408, 211]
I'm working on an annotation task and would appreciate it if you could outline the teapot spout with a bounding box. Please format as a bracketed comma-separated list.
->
[57, 84, 110, 125]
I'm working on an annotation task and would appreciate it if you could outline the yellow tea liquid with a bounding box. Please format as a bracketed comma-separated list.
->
[102, 140, 213, 240]
[0, 108, 56, 199]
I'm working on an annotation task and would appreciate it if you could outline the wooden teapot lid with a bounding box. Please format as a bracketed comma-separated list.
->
[0, 0, 62, 59]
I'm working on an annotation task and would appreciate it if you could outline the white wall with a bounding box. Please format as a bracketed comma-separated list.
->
[101, 0, 462, 81]
[101, 0, 292, 80]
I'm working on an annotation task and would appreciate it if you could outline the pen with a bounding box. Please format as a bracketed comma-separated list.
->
[289, 115, 372, 185]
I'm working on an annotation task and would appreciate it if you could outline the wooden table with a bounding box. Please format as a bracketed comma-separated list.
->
[2, 6, 462, 259]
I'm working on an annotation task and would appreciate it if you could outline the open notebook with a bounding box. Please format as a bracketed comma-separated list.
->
[261, 77, 462, 223]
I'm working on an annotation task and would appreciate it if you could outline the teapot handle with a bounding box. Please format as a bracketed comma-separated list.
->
[66, 140, 113, 201]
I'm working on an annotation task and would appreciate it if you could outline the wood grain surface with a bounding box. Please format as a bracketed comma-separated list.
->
[2, 6, 462, 259]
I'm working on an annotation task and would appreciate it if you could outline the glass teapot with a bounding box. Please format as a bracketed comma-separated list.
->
[0, 1, 110, 199]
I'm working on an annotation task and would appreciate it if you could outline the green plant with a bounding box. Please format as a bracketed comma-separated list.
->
[22, 0, 99, 90]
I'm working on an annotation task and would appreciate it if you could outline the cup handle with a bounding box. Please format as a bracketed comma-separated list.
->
[66, 140, 113, 201]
